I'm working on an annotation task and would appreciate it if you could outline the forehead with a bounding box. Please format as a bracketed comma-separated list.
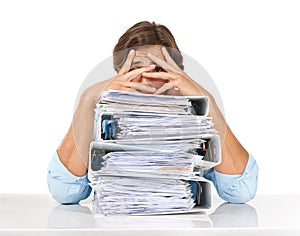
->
[133, 45, 164, 66]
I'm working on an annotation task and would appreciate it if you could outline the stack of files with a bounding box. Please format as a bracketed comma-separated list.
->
[88, 90, 221, 215]
[95, 113, 215, 141]
[97, 89, 192, 115]
[92, 177, 195, 215]
[94, 90, 215, 141]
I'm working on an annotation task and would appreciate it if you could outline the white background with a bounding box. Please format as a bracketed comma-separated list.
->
[0, 0, 299, 195]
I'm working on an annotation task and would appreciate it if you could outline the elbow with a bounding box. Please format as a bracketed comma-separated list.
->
[214, 155, 259, 204]
[47, 175, 91, 204]
[218, 183, 257, 204]
[217, 174, 258, 204]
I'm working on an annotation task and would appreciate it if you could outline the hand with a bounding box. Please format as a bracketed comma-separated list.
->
[104, 50, 157, 93]
[81, 50, 157, 107]
[142, 47, 210, 97]
[142, 47, 227, 140]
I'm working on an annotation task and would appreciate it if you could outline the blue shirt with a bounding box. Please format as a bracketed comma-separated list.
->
[47, 152, 258, 204]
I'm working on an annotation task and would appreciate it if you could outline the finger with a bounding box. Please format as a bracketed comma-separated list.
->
[123, 71, 142, 83]
[118, 49, 135, 74]
[142, 71, 177, 81]
[146, 53, 175, 72]
[161, 47, 180, 69]
[154, 82, 173, 95]
[122, 87, 140, 93]
[167, 89, 182, 96]
[123, 81, 157, 93]
[123, 65, 155, 81]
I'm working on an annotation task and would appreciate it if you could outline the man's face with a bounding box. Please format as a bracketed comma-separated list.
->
[130, 45, 166, 90]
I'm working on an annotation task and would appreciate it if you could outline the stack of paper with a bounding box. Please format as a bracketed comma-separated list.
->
[95, 113, 215, 141]
[92, 177, 195, 215]
[90, 150, 201, 181]
[98, 89, 191, 114]
[88, 90, 220, 215]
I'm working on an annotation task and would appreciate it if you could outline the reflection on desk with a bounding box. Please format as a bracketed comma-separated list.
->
[209, 203, 258, 227]
[1, 194, 300, 236]
[47, 201, 258, 229]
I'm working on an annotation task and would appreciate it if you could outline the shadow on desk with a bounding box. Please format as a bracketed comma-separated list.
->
[47, 202, 258, 229]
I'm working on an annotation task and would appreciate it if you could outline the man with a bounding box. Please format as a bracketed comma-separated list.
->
[47, 21, 258, 204]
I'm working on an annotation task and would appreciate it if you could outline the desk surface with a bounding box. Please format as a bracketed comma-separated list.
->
[0, 194, 299, 236]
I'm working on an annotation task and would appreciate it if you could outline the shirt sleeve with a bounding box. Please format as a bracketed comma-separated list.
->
[47, 151, 92, 204]
[204, 153, 259, 203]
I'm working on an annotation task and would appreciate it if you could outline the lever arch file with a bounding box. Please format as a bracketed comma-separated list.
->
[88, 90, 221, 215]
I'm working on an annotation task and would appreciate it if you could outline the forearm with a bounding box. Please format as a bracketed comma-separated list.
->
[57, 79, 113, 176]
[207, 95, 248, 174]
[58, 93, 96, 176]
[215, 124, 248, 174]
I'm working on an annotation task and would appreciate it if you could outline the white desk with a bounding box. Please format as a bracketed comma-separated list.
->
[0, 194, 299, 235]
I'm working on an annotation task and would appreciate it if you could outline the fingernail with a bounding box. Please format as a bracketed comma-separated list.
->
[129, 49, 135, 54]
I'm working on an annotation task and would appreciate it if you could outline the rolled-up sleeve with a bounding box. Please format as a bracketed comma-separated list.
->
[47, 152, 92, 204]
[204, 154, 259, 203]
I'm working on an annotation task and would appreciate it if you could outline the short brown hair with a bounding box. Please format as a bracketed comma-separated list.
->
[113, 21, 183, 71]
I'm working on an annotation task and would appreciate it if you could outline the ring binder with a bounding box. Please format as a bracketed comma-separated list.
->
[88, 90, 221, 215]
